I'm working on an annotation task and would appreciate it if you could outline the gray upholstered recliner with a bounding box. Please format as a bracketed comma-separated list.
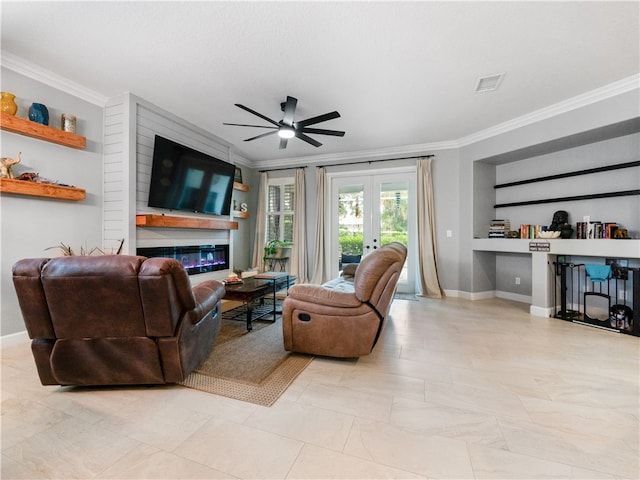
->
[12, 255, 225, 386]
[282, 242, 407, 358]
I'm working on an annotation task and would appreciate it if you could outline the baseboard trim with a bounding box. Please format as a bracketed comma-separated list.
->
[495, 291, 532, 304]
[458, 290, 497, 301]
[530, 305, 554, 318]
[1, 330, 29, 348]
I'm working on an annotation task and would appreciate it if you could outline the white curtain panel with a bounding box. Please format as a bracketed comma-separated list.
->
[417, 158, 444, 298]
[291, 168, 308, 282]
[309, 167, 328, 284]
[251, 171, 268, 270]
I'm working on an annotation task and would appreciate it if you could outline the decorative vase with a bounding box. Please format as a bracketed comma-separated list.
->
[29, 102, 49, 125]
[61, 113, 77, 133]
[1, 92, 18, 115]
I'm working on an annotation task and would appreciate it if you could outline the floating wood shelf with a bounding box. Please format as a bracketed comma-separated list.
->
[0, 178, 86, 201]
[233, 181, 249, 192]
[136, 214, 238, 230]
[233, 211, 249, 219]
[0, 111, 86, 149]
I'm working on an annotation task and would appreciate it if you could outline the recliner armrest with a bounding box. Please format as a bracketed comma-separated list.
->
[190, 280, 226, 323]
[288, 284, 362, 308]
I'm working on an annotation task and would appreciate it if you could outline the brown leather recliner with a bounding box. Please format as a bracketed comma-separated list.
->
[12, 255, 225, 386]
[282, 242, 407, 358]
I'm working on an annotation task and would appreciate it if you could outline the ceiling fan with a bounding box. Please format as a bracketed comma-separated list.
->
[223, 96, 345, 149]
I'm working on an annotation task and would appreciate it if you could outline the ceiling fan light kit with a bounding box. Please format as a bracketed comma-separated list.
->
[223, 96, 345, 149]
[278, 126, 295, 139]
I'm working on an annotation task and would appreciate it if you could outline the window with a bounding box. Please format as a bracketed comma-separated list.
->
[266, 177, 294, 243]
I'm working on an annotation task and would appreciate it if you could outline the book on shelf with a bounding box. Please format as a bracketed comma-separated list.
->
[488, 219, 511, 238]
[519, 224, 543, 239]
[576, 221, 619, 239]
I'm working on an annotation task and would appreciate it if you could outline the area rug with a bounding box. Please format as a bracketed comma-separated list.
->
[180, 300, 313, 407]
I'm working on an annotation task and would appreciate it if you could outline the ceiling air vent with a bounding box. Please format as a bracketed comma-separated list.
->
[475, 73, 505, 93]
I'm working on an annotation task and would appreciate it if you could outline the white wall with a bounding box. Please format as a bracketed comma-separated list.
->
[1, 68, 104, 336]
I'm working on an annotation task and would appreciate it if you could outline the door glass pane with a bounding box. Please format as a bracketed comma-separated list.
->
[378, 181, 409, 283]
[379, 182, 408, 246]
[338, 184, 364, 269]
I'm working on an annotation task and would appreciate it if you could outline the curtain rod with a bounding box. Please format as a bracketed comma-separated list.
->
[258, 166, 308, 173]
[317, 154, 434, 169]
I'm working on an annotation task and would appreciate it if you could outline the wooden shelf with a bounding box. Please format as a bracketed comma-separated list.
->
[0, 178, 85, 201]
[0, 111, 86, 149]
[136, 214, 238, 230]
[233, 181, 249, 192]
[233, 211, 249, 219]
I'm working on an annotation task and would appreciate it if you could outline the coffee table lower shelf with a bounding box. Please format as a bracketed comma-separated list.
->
[222, 274, 296, 331]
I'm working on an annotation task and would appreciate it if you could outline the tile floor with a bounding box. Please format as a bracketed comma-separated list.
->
[2, 297, 638, 479]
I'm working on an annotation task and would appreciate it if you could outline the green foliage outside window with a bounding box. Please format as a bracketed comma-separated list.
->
[338, 232, 407, 255]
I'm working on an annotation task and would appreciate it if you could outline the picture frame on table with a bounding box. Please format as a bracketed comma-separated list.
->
[234, 167, 243, 184]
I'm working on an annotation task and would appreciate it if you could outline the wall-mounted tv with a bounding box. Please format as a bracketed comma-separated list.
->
[148, 135, 235, 216]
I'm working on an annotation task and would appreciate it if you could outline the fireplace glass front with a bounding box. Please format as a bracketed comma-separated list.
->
[136, 244, 229, 276]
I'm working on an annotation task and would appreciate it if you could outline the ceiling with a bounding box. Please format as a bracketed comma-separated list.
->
[1, 1, 638, 165]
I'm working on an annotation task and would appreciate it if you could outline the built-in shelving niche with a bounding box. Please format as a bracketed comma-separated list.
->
[0, 111, 88, 201]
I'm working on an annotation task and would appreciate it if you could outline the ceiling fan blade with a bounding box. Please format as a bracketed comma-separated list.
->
[300, 127, 345, 137]
[223, 123, 278, 129]
[296, 132, 322, 147]
[235, 104, 279, 126]
[244, 130, 278, 142]
[282, 96, 297, 126]
[279, 138, 288, 149]
[296, 111, 341, 127]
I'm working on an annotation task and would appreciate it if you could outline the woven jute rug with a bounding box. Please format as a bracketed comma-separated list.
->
[180, 299, 313, 407]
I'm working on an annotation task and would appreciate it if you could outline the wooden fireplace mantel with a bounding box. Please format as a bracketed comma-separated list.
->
[135, 214, 238, 230]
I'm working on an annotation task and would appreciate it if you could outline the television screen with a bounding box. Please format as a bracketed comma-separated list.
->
[148, 135, 235, 216]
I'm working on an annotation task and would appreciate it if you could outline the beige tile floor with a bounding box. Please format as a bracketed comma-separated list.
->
[2, 297, 639, 479]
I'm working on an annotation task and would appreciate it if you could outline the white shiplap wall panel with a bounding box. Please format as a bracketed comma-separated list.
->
[103, 93, 235, 269]
[135, 98, 233, 253]
[102, 96, 130, 252]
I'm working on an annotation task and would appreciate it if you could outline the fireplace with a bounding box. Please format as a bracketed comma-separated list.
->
[136, 244, 229, 276]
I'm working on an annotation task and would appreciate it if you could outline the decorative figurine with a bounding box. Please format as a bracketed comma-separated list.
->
[0, 152, 21, 178]
[549, 210, 573, 239]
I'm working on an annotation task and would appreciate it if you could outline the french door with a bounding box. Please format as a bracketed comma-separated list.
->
[329, 168, 416, 293]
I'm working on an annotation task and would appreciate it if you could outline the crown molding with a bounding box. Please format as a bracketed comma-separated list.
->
[1, 50, 109, 106]
[252, 139, 459, 171]
[457, 74, 640, 147]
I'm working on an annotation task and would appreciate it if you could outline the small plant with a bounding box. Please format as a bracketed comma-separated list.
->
[263, 240, 292, 258]
[46, 239, 125, 256]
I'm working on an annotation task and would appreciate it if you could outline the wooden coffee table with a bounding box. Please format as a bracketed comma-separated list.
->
[222, 273, 296, 331]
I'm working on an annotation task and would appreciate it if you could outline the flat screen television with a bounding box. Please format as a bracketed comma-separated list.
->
[147, 135, 235, 216]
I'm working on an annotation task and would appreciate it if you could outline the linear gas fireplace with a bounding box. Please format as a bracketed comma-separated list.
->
[136, 244, 229, 276]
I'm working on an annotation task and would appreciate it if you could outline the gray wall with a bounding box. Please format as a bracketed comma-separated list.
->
[494, 133, 639, 237]
[1, 68, 104, 336]
[2, 65, 637, 336]
[459, 89, 640, 298]
[267, 151, 461, 290]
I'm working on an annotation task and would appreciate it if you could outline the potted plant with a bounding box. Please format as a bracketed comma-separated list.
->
[262, 240, 291, 264]
[263, 240, 293, 259]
